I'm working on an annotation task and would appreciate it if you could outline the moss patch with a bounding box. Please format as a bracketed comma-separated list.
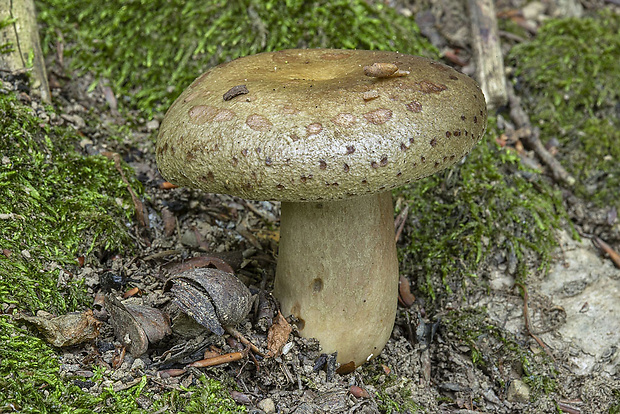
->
[508, 10, 620, 208]
[0, 91, 245, 412]
[397, 119, 564, 301]
[0, 93, 136, 314]
[36, 0, 437, 116]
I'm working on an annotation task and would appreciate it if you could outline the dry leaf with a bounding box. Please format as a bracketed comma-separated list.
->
[16, 309, 101, 347]
[105, 294, 171, 356]
[165, 268, 252, 335]
[266, 311, 292, 358]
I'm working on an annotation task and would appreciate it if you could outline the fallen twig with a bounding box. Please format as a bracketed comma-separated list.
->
[557, 401, 581, 414]
[187, 345, 250, 368]
[394, 204, 409, 244]
[506, 83, 575, 186]
[225, 326, 266, 357]
[514, 282, 556, 363]
[467, 0, 507, 109]
[592, 236, 620, 269]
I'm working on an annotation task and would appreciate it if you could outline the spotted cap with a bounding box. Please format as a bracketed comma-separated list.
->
[156, 49, 487, 202]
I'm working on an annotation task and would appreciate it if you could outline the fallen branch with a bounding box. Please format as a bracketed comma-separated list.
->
[467, 0, 507, 110]
[506, 83, 575, 186]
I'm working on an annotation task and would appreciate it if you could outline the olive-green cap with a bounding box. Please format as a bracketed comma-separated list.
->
[156, 49, 487, 201]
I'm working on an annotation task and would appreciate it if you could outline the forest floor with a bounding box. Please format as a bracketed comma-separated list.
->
[1, 0, 619, 413]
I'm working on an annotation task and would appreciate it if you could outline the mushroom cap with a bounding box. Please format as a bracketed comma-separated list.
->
[156, 49, 487, 202]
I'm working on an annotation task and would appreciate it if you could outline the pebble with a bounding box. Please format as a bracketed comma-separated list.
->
[146, 119, 160, 131]
[257, 398, 276, 413]
[506, 379, 530, 403]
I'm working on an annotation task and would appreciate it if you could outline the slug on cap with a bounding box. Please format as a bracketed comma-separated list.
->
[156, 49, 487, 369]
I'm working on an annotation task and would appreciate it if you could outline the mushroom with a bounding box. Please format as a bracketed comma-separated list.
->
[156, 49, 487, 368]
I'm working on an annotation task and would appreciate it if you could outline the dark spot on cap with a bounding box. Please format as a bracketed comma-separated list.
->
[307, 122, 323, 136]
[265, 156, 273, 166]
[380, 156, 388, 167]
[290, 133, 300, 141]
[256, 147, 262, 154]
[277, 184, 285, 190]
[430, 138, 437, 147]
[400, 142, 408, 151]
[371, 161, 379, 169]
[319, 160, 327, 170]
[241, 148, 248, 156]
[454, 130, 461, 136]
[434, 161, 440, 167]
[246, 114, 272, 131]
[474, 116, 478, 124]
[199, 171, 215, 182]
[346, 145, 355, 154]
[449, 75, 458, 80]
[446, 131, 452, 138]
[421, 156, 426, 162]
[396, 171, 402, 177]
[231, 156, 238, 166]
[461, 115, 466, 121]
[361, 180, 368, 184]
[364, 108, 392, 125]
[406, 101, 422, 113]
[343, 163, 350, 172]
[415, 80, 447, 94]
[409, 137, 415, 144]
[331, 113, 357, 128]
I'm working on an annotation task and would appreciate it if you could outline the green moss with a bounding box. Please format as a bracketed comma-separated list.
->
[36, 0, 437, 116]
[164, 376, 245, 413]
[397, 119, 564, 301]
[508, 10, 620, 208]
[0, 92, 245, 412]
[375, 391, 424, 414]
[0, 93, 137, 314]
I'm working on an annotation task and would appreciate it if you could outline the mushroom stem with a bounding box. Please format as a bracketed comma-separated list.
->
[274, 192, 399, 368]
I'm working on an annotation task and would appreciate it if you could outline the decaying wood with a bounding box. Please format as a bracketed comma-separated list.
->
[506, 82, 576, 186]
[467, 0, 507, 110]
[0, 0, 50, 102]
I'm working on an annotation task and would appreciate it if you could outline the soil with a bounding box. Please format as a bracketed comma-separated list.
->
[5, 0, 619, 413]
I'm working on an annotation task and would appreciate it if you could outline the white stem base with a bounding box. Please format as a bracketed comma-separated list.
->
[274, 192, 399, 368]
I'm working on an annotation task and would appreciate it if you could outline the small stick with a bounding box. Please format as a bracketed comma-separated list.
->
[225, 326, 266, 357]
[514, 282, 556, 363]
[592, 236, 620, 269]
[187, 346, 249, 368]
[506, 83, 575, 186]
[394, 204, 409, 243]
[557, 402, 581, 414]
